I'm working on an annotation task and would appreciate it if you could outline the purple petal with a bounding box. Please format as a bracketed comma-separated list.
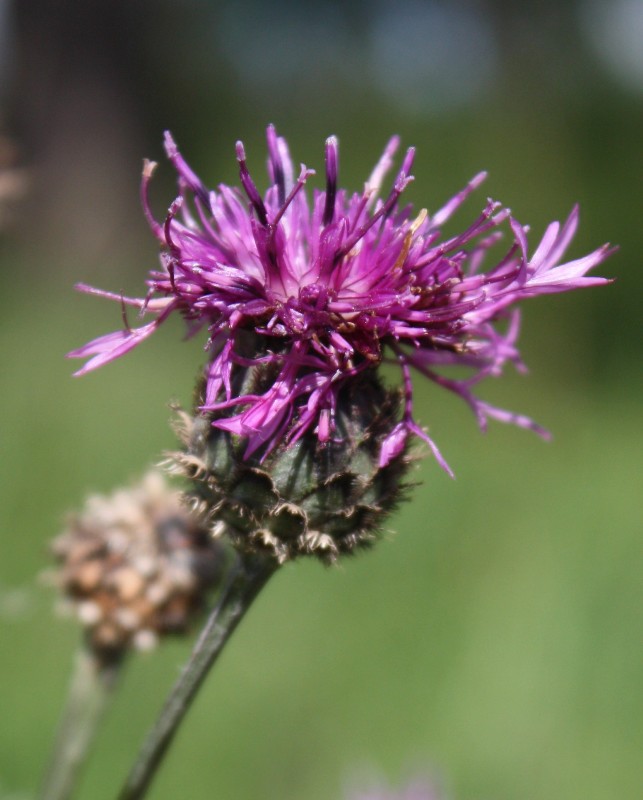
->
[379, 422, 408, 467]
[68, 321, 158, 375]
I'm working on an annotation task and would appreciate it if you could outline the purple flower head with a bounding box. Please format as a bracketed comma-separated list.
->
[69, 126, 613, 473]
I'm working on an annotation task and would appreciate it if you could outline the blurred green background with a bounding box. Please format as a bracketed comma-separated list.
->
[0, 1, 640, 799]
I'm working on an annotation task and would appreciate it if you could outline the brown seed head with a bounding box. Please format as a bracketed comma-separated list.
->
[51, 471, 225, 659]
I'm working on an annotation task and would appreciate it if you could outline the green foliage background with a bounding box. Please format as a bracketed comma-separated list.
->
[0, 2, 640, 798]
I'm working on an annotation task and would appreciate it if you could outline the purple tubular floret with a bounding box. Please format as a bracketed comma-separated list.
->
[266, 124, 286, 206]
[323, 136, 339, 226]
[236, 140, 268, 226]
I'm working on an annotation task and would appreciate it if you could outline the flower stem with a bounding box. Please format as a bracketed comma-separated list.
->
[117, 552, 277, 800]
[39, 647, 122, 800]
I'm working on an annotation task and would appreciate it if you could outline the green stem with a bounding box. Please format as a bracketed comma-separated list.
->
[117, 552, 277, 800]
[40, 648, 122, 800]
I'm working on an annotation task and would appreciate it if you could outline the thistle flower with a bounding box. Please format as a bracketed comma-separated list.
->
[69, 126, 612, 476]
[51, 471, 224, 659]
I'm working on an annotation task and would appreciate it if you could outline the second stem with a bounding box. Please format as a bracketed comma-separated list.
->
[117, 551, 277, 800]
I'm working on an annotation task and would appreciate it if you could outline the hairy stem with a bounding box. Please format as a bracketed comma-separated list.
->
[40, 648, 122, 800]
[117, 552, 277, 800]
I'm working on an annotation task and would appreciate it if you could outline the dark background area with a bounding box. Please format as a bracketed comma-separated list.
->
[0, 1, 640, 798]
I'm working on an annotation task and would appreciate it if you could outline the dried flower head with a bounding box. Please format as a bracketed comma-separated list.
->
[69, 126, 612, 474]
[51, 471, 225, 659]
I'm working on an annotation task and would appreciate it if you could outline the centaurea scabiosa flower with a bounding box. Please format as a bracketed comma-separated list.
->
[70, 126, 612, 466]
[69, 127, 612, 561]
[65, 129, 614, 800]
